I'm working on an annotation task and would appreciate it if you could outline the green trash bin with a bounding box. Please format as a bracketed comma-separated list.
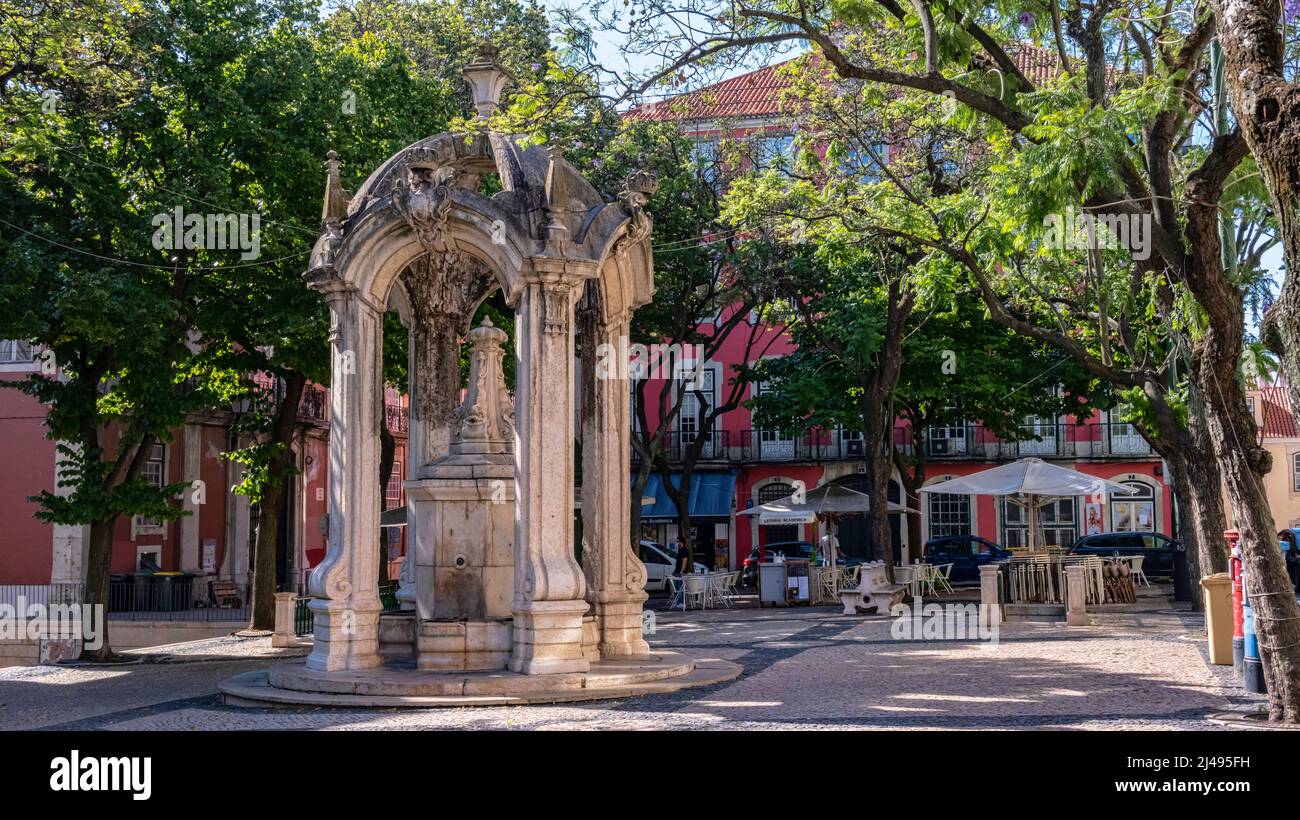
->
[131, 571, 157, 612]
[154, 572, 186, 612]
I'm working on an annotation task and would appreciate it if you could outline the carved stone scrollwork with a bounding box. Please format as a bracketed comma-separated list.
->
[612, 170, 658, 260]
[392, 165, 457, 252]
[542, 283, 570, 335]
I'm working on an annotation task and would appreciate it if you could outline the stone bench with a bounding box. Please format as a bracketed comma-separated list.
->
[839, 562, 906, 615]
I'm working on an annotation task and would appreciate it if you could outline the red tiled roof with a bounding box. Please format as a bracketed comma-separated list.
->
[1004, 42, 1061, 86]
[625, 43, 1094, 126]
[626, 61, 796, 123]
[1259, 387, 1299, 438]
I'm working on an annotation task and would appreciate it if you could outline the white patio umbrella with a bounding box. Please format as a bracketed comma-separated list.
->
[738, 483, 916, 563]
[918, 458, 1137, 552]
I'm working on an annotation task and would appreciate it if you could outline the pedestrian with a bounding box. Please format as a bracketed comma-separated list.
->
[673, 537, 692, 576]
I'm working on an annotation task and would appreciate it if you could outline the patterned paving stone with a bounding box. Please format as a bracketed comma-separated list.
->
[0, 599, 1265, 730]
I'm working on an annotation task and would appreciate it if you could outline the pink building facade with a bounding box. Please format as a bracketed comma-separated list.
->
[629, 64, 1175, 570]
[0, 343, 408, 594]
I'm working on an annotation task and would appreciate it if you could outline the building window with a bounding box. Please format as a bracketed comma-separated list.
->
[134, 444, 166, 533]
[678, 367, 717, 457]
[691, 138, 722, 190]
[926, 491, 971, 538]
[753, 134, 795, 171]
[1002, 497, 1076, 548]
[386, 460, 403, 509]
[0, 339, 34, 363]
[1293, 453, 1300, 493]
[757, 481, 798, 544]
[1111, 480, 1155, 532]
[755, 379, 795, 459]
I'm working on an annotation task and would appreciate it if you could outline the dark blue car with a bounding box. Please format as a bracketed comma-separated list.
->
[922, 535, 1011, 584]
[1067, 531, 1179, 577]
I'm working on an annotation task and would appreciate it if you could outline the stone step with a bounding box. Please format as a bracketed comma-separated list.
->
[1003, 603, 1065, 622]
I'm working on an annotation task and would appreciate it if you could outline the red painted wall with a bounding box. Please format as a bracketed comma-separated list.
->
[0, 373, 55, 583]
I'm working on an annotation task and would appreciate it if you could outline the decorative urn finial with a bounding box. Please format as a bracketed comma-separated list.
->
[449, 316, 514, 455]
[462, 41, 511, 120]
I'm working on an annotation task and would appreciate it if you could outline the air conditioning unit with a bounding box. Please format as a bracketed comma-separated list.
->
[930, 437, 949, 455]
[846, 439, 865, 457]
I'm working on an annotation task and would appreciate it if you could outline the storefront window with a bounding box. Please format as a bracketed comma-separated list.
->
[1111, 480, 1155, 532]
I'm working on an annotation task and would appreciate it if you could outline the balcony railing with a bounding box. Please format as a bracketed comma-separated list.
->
[628, 420, 1156, 464]
[298, 387, 328, 422]
[632, 428, 730, 464]
[1079, 421, 1153, 457]
[385, 402, 409, 433]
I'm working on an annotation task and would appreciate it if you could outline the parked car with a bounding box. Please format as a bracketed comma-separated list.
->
[637, 540, 704, 592]
[741, 541, 864, 588]
[922, 535, 1011, 585]
[1067, 531, 1179, 577]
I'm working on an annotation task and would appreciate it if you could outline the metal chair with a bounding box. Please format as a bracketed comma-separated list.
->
[666, 576, 684, 610]
[682, 575, 708, 610]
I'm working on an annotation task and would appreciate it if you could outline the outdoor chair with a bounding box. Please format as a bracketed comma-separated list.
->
[1129, 555, 1150, 587]
[666, 576, 684, 610]
[818, 567, 839, 603]
[724, 571, 740, 602]
[934, 563, 954, 594]
[707, 572, 730, 608]
[841, 565, 861, 589]
[682, 575, 708, 610]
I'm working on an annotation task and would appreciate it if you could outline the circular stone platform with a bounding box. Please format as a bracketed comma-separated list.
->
[218, 651, 741, 708]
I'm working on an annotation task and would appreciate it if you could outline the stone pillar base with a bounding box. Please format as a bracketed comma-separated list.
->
[510, 599, 590, 675]
[978, 565, 1002, 627]
[1065, 565, 1088, 626]
[594, 594, 650, 658]
[580, 614, 601, 663]
[305, 598, 382, 672]
[418, 619, 511, 671]
[272, 592, 296, 648]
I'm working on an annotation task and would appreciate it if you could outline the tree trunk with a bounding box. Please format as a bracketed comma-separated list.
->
[248, 372, 306, 630]
[1197, 334, 1300, 722]
[79, 518, 118, 661]
[1211, 0, 1300, 432]
[1184, 387, 1230, 576]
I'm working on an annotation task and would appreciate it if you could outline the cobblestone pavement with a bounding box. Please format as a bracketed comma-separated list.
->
[0, 596, 1266, 730]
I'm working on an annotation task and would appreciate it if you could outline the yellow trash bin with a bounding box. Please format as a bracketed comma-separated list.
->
[1200, 573, 1232, 665]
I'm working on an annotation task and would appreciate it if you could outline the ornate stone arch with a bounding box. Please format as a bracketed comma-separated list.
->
[299, 53, 657, 676]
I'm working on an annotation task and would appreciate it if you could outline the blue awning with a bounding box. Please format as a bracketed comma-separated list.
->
[638, 473, 737, 522]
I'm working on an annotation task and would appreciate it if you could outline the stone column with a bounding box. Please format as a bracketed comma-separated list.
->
[1065, 564, 1088, 626]
[978, 564, 1002, 627]
[178, 423, 202, 573]
[305, 279, 384, 672]
[580, 307, 650, 657]
[510, 263, 592, 674]
[50, 443, 87, 587]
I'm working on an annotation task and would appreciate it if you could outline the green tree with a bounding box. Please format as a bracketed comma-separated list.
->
[611, 0, 1300, 719]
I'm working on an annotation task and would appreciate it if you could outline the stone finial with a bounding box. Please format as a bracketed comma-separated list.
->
[322, 150, 351, 224]
[621, 169, 660, 206]
[449, 316, 514, 455]
[462, 41, 511, 120]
